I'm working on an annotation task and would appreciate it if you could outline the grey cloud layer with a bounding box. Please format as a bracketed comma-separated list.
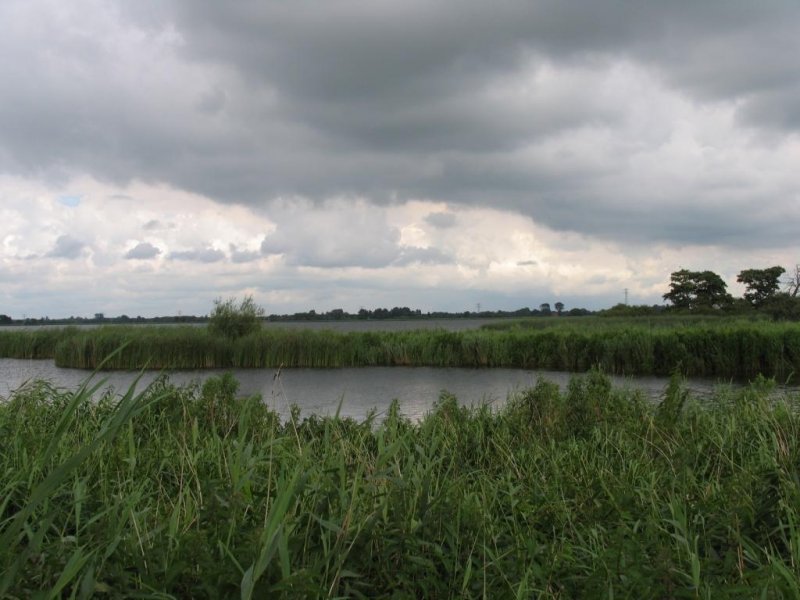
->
[125, 242, 161, 260]
[47, 235, 86, 259]
[425, 212, 457, 229]
[2, 1, 799, 248]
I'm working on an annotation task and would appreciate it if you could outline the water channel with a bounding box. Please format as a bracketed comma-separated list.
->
[1, 357, 745, 422]
[3, 319, 796, 422]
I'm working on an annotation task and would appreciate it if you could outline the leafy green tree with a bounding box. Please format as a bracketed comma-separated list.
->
[554, 302, 564, 315]
[539, 303, 551, 315]
[663, 269, 696, 309]
[0, 314, 11, 325]
[694, 270, 733, 309]
[208, 295, 265, 338]
[737, 266, 785, 307]
[663, 269, 732, 310]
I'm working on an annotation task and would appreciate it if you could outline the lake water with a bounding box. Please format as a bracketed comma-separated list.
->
[0, 358, 741, 422]
[2, 318, 507, 333]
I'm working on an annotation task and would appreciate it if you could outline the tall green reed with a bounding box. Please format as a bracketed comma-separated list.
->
[3, 370, 800, 597]
[9, 321, 792, 379]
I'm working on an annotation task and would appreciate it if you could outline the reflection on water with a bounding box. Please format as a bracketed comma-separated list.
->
[0, 358, 785, 422]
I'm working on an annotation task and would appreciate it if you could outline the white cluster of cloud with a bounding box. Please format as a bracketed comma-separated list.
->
[3, 174, 787, 318]
[1, 1, 798, 317]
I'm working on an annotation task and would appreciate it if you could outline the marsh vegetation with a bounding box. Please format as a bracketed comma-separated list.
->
[2, 317, 800, 380]
[2, 371, 800, 597]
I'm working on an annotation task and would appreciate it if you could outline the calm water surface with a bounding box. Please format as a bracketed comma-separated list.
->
[2, 318, 506, 333]
[0, 358, 740, 422]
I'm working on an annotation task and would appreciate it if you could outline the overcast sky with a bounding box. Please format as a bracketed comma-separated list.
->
[1, 0, 799, 318]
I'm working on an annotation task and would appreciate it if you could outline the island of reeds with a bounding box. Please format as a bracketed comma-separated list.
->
[2, 316, 800, 379]
[2, 371, 800, 597]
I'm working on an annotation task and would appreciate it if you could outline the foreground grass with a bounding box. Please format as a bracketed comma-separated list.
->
[2, 371, 800, 597]
[3, 319, 800, 378]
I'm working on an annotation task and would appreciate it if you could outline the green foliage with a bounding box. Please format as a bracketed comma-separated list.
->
[664, 269, 733, 310]
[599, 303, 664, 317]
[655, 369, 689, 427]
[761, 293, 800, 321]
[663, 268, 698, 308]
[208, 295, 265, 339]
[738, 266, 786, 307]
[3, 373, 800, 597]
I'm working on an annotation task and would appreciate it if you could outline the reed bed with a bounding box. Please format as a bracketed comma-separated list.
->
[2, 371, 800, 597]
[0, 326, 77, 359]
[2, 320, 800, 379]
[480, 315, 771, 332]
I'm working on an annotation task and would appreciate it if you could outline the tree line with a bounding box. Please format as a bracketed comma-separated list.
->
[266, 305, 590, 322]
[662, 265, 800, 319]
[0, 304, 592, 326]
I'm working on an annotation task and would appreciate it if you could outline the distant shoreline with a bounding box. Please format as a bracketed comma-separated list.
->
[0, 306, 594, 327]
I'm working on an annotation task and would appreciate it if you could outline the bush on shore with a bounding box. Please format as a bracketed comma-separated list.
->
[208, 295, 265, 339]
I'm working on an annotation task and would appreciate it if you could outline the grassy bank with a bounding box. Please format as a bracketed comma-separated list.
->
[2, 320, 800, 379]
[2, 372, 800, 597]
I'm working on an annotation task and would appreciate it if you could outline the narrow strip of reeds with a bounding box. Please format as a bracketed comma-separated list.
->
[3, 320, 800, 379]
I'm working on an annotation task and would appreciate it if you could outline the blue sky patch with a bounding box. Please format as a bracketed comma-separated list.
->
[58, 195, 81, 207]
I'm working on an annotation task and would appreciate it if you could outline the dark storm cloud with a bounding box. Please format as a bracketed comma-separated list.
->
[425, 212, 457, 229]
[196, 86, 227, 115]
[125, 242, 161, 260]
[46, 235, 86, 259]
[2, 1, 800, 248]
[164, 1, 800, 131]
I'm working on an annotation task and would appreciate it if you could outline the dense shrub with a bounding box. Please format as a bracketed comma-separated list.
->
[208, 295, 265, 339]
